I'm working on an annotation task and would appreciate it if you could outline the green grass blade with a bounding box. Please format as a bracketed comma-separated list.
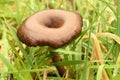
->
[96, 65, 104, 80]
[0, 52, 25, 80]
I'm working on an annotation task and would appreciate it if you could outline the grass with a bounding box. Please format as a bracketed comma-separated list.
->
[0, 0, 120, 80]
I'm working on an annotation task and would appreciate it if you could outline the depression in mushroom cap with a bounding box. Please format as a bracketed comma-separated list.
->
[17, 9, 83, 48]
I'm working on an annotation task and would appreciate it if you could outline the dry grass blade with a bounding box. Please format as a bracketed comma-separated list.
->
[96, 33, 120, 44]
[83, 33, 109, 80]
[43, 70, 47, 80]
[91, 33, 109, 80]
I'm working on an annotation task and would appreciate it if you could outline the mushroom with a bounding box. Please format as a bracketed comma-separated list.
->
[17, 9, 83, 77]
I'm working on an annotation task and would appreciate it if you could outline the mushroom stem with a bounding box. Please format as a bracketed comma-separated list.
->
[51, 54, 66, 77]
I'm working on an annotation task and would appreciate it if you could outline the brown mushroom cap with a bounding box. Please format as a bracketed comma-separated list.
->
[17, 9, 83, 48]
